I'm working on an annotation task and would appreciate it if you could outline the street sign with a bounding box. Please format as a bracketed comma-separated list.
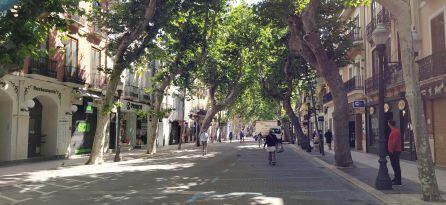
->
[318, 116, 324, 121]
[353, 100, 366, 108]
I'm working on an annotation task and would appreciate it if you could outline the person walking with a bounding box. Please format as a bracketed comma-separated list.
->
[263, 131, 278, 166]
[388, 120, 402, 185]
[239, 130, 244, 143]
[324, 129, 333, 150]
[229, 132, 233, 143]
[200, 129, 209, 156]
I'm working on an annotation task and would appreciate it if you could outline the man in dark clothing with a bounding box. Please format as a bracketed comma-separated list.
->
[263, 131, 278, 166]
[239, 131, 244, 143]
[388, 120, 402, 186]
[229, 132, 233, 143]
[324, 129, 333, 150]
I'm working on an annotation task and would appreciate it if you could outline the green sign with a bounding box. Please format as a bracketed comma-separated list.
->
[85, 102, 93, 114]
[77, 121, 91, 133]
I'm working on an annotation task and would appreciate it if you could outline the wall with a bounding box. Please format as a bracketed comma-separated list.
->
[0, 91, 13, 161]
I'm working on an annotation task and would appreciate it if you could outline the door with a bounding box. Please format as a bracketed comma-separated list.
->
[28, 99, 42, 157]
[434, 99, 446, 166]
[349, 121, 355, 148]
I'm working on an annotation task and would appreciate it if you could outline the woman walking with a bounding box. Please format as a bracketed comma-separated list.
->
[263, 131, 279, 166]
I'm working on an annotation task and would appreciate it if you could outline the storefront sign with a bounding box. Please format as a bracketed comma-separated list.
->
[121, 100, 146, 112]
[25, 85, 62, 103]
[421, 81, 446, 98]
[353, 100, 365, 108]
[318, 116, 324, 121]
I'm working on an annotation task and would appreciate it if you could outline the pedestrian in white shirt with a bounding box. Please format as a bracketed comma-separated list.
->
[200, 130, 209, 155]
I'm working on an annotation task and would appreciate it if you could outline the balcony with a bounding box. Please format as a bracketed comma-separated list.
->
[345, 76, 364, 93]
[417, 51, 446, 81]
[124, 85, 139, 99]
[64, 66, 86, 84]
[323, 76, 364, 103]
[88, 24, 106, 43]
[366, 21, 376, 43]
[28, 57, 57, 79]
[69, 14, 86, 29]
[365, 62, 403, 94]
[323, 92, 332, 104]
[377, 8, 391, 27]
[89, 73, 108, 90]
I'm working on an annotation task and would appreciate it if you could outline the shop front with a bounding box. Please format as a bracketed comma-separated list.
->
[71, 97, 98, 155]
[365, 97, 416, 161]
[420, 79, 446, 166]
[118, 100, 149, 148]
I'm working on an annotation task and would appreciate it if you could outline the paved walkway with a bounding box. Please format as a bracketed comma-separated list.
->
[295, 144, 446, 205]
[0, 141, 384, 205]
[0, 142, 196, 184]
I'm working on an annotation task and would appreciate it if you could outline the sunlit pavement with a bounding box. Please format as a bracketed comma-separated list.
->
[0, 141, 384, 205]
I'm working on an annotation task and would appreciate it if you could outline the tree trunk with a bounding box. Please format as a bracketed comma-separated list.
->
[286, 0, 353, 167]
[147, 94, 162, 155]
[201, 108, 218, 132]
[86, 68, 121, 164]
[281, 119, 292, 142]
[146, 115, 159, 155]
[283, 98, 306, 143]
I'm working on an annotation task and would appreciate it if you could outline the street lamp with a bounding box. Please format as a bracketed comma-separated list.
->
[114, 87, 123, 162]
[412, 29, 422, 57]
[372, 23, 392, 190]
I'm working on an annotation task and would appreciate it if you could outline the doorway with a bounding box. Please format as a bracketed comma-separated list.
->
[349, 121, 355, 148]
[28, 99, 43, 157]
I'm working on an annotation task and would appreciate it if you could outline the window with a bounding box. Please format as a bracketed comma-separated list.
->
[431, 12, 445, 53]
[349, 66, 354, 80]
[91, 47, 101, 71]
[65, 37, 78, 67]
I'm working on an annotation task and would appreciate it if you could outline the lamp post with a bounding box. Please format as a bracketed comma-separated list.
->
[372, 23, 392, 190]
[412, 29, 422, 57]
[114, 88, 123, 162]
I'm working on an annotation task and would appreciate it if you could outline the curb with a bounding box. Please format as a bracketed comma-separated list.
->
[289, 144, 400, 205]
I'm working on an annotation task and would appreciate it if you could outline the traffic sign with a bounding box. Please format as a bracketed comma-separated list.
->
[353, 100, 365, 108]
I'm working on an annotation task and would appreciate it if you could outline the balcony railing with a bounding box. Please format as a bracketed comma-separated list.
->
[377, 8, 391, 27]
[345, 76, 364, 93]
[365, 62, 403, 94]
[350, 29, 362, 43]
[323, 76, 364, 103]
[28, 57, 57, 78]
[89, 73, 108, 90]
[64, 66, 86, 84]
[366, 21, 376, 42]
[323, 92, 332, 104]
[417, 51, 446, 81]
[70, 14, 86, 26]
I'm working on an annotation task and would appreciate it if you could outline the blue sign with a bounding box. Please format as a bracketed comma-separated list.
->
[353, 100, 365, 108]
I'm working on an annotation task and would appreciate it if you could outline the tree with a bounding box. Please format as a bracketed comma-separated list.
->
[345, 0, 441, 201]
[197, 3, 262, 132]
[143, 0, 224, 154]
[0, 0, 84, 78]
[256, 0, 355, 167]
[87, 0, 163, 164]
